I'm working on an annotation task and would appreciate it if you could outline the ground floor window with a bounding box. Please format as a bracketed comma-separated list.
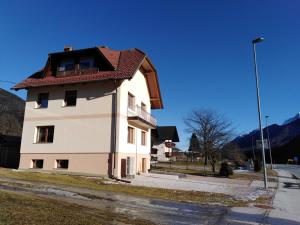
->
[31, 159, 43, 169]
[36, 126, 54, 143]
[56, 160, 69, 169]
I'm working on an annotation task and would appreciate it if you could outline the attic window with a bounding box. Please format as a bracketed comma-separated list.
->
[80, 57, 94, 70]
[36, 93, 49, 108]
[58, 60, 75, 72]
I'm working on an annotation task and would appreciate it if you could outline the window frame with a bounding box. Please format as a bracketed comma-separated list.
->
[79, 57, 94, 70]
[55, 160, 69, 169]
[36, 93, 49, 109]
[35, 126, 54, 143]
[141, 102, 147, 112]
[128, 92, 135, 111]
[141, 131, 147, 146]
[31, 159, 44, 169]
[127, 126, 135, 144]
[58, 59, 75, 73]
[63, 90, 77, 107]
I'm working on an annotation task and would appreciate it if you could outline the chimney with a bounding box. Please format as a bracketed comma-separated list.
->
[64, 46, 73, 52]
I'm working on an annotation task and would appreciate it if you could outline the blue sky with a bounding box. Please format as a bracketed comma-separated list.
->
[0, 0, 299, 149]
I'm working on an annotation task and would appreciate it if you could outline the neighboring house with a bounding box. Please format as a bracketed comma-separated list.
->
[170, 148, 187, 161]
[151, 126, 179, 162]
[12, 46, 163, 178]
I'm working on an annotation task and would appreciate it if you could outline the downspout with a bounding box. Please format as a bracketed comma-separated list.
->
[112, 80, 118, 177]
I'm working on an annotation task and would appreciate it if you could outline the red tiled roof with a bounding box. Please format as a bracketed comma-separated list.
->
[12, 47, 146, 90]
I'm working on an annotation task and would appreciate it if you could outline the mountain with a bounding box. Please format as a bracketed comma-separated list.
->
[283, 112, 300, 125]
[233, 113, 300, 154]
[0, 88, 25, 137]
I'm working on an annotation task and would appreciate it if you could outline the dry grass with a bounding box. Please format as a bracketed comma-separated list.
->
[0, 189, 154, 225]
[0, 168, 247, 207]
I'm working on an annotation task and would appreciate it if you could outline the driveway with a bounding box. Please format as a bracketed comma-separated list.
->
[0, 176, 227, 225]
[131, 173, 271, 201]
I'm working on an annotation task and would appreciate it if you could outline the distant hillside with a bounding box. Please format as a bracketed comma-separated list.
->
[271, 134, 300, 164]
[0, 88, 25, 137]
[233, 113, 300, 154]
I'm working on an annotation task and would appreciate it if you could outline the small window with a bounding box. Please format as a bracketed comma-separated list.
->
[128, 93, 135, 110]
[36, 126, 54, 143]
[141, 102, 146, 111]
[141, 131, 147, 146]
[32, 160, 43, 169]
[36, 93, 49, 108]
[127, 126, 135, 144]
[56, 160, 69, 169]
[58, 60, 75, 72]
[79, 57, 94, 70]
[64, 90, 77, 106]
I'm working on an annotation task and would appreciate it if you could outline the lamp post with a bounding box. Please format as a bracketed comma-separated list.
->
[252, 37, 268, 189]
[265, 115, 273, 169]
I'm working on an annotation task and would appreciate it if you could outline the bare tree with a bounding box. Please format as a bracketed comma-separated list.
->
[184, 109, 233, 173]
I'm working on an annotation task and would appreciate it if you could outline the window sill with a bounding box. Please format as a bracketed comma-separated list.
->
[33, 142, 53, 144]
[34, 107, 48, 109]
[61, 105, 77, 108]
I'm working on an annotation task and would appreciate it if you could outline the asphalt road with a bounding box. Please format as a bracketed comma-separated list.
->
[274, 164, 300, 178]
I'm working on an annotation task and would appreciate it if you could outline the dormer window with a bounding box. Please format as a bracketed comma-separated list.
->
[58, 59, 75, 72]
[79, 57, 94, 70]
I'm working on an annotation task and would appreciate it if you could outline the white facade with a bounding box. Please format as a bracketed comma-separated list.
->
[19, 70, 154, 178]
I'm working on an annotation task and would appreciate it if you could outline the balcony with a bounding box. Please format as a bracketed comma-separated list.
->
[127, 105, 157, 128]
[56, 67, 99, 77]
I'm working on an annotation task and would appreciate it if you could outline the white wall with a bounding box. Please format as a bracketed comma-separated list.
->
[116, 70, 151, 155]
[20, 81, 115, 154]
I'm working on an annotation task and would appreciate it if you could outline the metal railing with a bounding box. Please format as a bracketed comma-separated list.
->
[128, 105, 157, 127]
[56, 67, 99, 77]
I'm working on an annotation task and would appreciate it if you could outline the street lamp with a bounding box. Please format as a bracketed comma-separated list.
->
[252, 37, 268, 189]
[265, 115, 273, 169]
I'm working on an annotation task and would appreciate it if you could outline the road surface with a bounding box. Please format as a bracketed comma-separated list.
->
[266, 165, 300, 225]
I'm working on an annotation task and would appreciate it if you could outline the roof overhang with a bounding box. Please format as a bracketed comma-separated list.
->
[140, 57, 163, 109]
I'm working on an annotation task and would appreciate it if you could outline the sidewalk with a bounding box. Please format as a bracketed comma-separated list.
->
[265, 169, 300, 225]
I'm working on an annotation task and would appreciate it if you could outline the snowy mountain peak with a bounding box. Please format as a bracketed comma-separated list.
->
[283, 112, 300, 125]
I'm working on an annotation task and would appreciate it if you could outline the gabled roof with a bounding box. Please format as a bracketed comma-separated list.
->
[152, 126, 180, 142]
[12, 46, 163, 109]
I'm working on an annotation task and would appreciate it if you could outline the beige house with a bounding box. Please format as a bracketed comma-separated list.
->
[13, 46, 163, 178]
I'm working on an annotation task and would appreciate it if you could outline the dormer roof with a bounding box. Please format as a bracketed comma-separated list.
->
[12, 46, 163, 109]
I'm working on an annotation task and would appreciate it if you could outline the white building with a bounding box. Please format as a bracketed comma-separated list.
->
[13, 46, 163, 178]
[151, 126, 179, 162]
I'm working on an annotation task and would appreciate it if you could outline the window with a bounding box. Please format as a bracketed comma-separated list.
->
[141, 131, 147, 146]
[32, 160, 43, 169]
[56, 160, 69, 169]
[64, 90, 77, 106]
[128, 93, 135, 110]
[141, 102, 146, 111]
[127, 126, 135, 144]
[36, 93, 49, 108]
[79, 57, 94, 70]
[58, 60, 75, 72]
[36, 126, 54, 143]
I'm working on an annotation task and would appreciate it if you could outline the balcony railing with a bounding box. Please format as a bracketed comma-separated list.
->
[128, 105, 157, 128]
[56, 67, 99, 77]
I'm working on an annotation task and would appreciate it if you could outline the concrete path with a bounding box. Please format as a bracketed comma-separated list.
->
[265, 168, 300, 225]
[132, 173, 271, 201]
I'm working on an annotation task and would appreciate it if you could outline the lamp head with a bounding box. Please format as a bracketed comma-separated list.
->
[252, 37, 264, 44]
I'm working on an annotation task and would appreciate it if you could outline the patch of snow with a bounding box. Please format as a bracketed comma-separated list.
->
[283, 112, 300, 125]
